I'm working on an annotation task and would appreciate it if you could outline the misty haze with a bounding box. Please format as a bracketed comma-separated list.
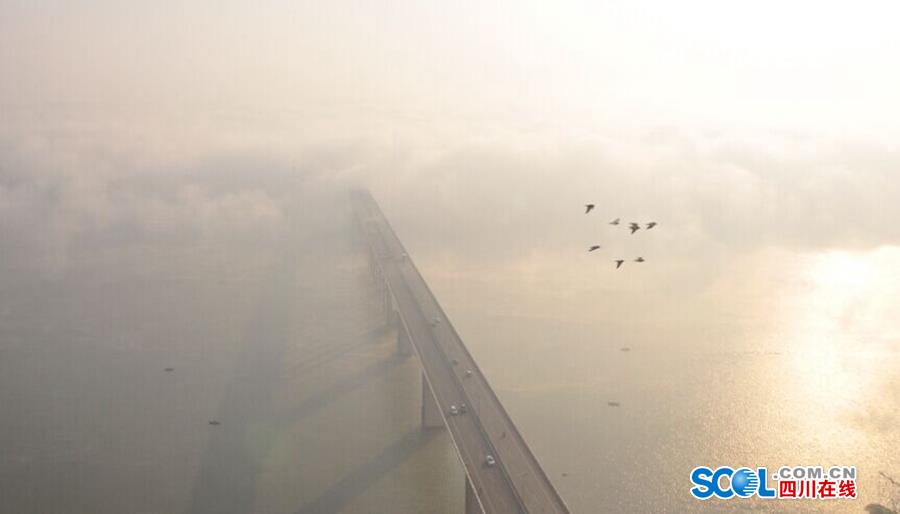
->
[2, 2, 900, 513]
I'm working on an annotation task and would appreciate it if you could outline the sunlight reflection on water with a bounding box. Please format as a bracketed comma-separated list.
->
[426, 245, 900, 513]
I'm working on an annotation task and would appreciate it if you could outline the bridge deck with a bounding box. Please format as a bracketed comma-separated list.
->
[352, 190, 569, 514]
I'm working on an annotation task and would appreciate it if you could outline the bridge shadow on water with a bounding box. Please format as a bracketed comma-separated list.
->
[293, 428, 438, 514]
[283, 324, 395, 377]
[185, 211, 432, 514]
[185, 276, 407, 514]
[185, 346, 407, 514]
[276, 353, 409, 428]
[185, 252, 297, 514]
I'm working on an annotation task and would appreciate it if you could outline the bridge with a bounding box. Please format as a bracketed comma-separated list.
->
[352, 190, 570, 514]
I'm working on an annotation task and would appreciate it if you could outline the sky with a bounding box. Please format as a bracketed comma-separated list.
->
[2, 0, 900, 275]
[3, 0, 900, 133]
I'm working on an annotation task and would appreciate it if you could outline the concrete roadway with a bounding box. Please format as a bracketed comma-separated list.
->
[353, 191, 569, 514]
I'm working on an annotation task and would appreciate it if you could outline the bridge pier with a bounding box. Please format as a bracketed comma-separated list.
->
[421, 372, 443, 429]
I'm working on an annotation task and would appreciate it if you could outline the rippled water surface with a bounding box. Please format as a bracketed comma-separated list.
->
[421, 242, 900, 513]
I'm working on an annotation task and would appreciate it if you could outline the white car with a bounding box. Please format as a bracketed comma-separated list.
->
[485, 455, 496, 467]
[449, 405, 459, 416]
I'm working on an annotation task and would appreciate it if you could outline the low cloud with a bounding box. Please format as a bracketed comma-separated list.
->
[367, 128, 900, 267]
[2, 111, 898, 280]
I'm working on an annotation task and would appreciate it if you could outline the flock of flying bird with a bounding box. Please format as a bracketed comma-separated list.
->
[584, 203, 657, 269]
[585, 203, 655, 408]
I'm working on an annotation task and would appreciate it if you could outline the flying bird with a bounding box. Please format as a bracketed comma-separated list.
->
[634, 257, 645, 263]
[164, 367, 174, 372]
[609, 218, 620, 225]
[607, 401, 621, 407]
[646, 222, 657, 229]
[614, 259, 625, 269]
[629, 222, 641, 234]
[585, 204, 595, 214]
[588, 245, 602, 252]
[208, 420, 221, 426]
[620, 347, 631, 352]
